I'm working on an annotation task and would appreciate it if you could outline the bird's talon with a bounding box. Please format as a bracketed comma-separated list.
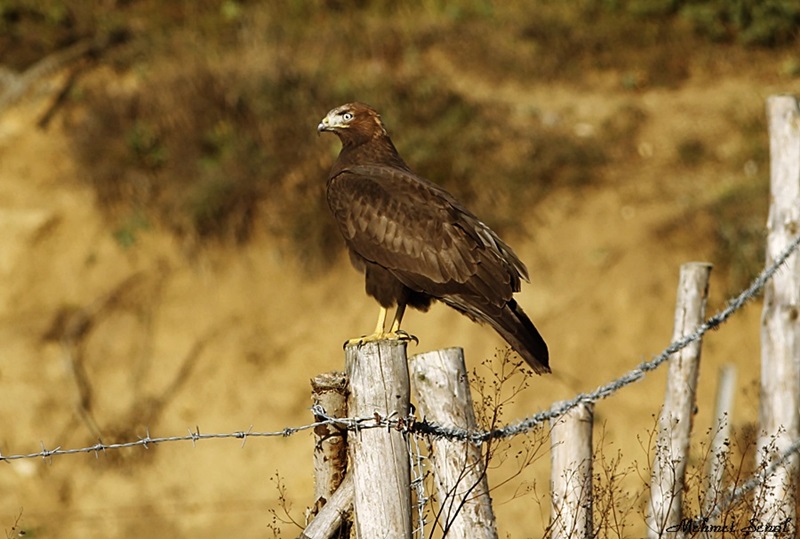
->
[343, 337, 366, 348]
[342, 330, 418, 348]
[394, 330, 419, 345]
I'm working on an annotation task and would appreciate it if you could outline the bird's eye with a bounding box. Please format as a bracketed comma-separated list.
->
[343, 112, 353, 121]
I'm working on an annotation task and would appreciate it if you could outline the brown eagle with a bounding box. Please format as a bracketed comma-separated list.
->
[318, 103, 550, 374]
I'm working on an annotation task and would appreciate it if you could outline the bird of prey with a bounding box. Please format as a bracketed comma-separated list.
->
[318, 102, 550, 374]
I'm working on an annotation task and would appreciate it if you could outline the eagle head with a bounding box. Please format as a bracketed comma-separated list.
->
[318, 102, 387, 146]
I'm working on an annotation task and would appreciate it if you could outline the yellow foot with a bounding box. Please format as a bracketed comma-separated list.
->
[343, 330, 419, 349]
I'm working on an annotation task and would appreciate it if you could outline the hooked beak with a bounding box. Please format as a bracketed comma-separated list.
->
[317, 115, 335, 134]
[317, 109, 350, 135]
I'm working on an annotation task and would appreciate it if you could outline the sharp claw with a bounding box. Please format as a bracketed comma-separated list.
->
[394, 330, 419, 345]
[343, 331, 419, 348]
[344, 338, 365, 349]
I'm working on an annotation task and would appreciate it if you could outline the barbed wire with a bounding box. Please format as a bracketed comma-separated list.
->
[413, 233, 800, 444]
[12, 231, 794, 464]
[409, 428, 430, 539]
[3, 235, 800, 527]
[0, 414, 391, 462]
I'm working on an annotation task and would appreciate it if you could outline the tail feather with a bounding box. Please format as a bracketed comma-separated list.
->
[497, 300, 550, 374]
[442, 296, 550, 374]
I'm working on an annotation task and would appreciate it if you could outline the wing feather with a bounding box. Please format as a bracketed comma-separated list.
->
[327, 164, 525, 299]
[329, 167, 465, 282]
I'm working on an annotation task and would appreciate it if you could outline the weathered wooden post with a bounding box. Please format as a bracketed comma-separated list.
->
[301, 371, 351, 539]
[346, 340, 412, 538]
[410, 348, 498, 539]
[550, 401, 594, 539]
[299, 475, 354, 539]
[702, 364, 736, 525]
[647, 262, 712, 538]
[311, 372, 349, 508]
[754, 94, 800, 536]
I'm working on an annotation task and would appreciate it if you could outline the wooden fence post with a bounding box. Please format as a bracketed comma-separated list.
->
[550, 401, 594, 539]
[409, 348, 498, 539]
[346, 340, 412, 538]
[647, 262, 712, 538]
[754, 94, 800, 536]
[306, 371, 350, 536]
[311, 372, 349, 507]
[702, 364, 736, 526]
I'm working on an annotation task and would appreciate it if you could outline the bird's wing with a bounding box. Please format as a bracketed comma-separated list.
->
[327, 164, 523, 303]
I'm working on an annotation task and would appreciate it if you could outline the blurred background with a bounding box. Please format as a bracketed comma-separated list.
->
[1, 0, 799, 536]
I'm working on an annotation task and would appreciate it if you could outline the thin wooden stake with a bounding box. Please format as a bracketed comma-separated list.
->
[702, 364, 736, 526]
[647, 262, 712, 538]
[299, 474, 354, 539]
[346, 340, 412, 539]
[550, 401, 594, 539]
[410, 348, 498, 539]
[308, 371, 350, 533]
[755, 95, 800, 536]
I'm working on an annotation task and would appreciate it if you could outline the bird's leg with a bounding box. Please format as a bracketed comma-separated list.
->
[374, 305, 388, 335]
[389, 302, 418, 344]
[389, 302, 406, 333]
[343, 304, 417, 348]
[343, 306, 388, 347]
